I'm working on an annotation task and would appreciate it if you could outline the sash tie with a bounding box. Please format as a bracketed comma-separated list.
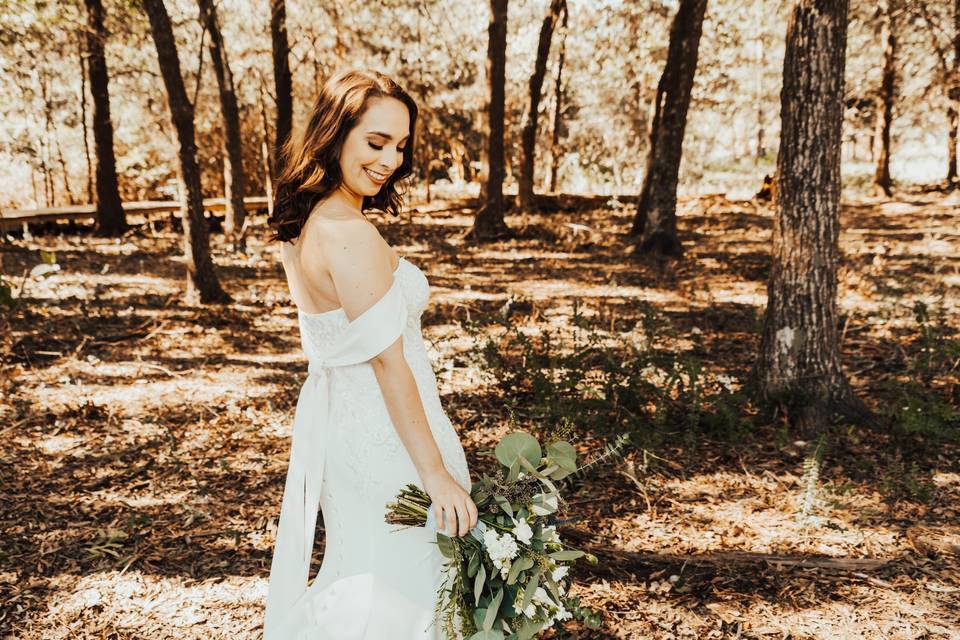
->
[263, 275, 408, 639]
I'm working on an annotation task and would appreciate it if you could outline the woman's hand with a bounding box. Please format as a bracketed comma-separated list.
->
[422, 467, 479, 537]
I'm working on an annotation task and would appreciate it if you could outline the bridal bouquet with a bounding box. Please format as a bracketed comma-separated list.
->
[386, 431, 615, 639]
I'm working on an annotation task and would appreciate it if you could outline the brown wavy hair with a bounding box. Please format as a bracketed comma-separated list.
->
[267, 68, 419, 243]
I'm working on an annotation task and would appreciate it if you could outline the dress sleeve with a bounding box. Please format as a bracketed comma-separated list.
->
[323, 277, 408, 366]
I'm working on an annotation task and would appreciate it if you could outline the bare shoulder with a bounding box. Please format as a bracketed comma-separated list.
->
[300, 204, 387, 273]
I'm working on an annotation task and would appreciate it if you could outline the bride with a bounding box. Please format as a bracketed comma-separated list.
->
[262, 68, 478, 638]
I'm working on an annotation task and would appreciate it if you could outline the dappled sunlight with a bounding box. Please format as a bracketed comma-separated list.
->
[3, 192, 958, 638]
[35, 571, 266, 639]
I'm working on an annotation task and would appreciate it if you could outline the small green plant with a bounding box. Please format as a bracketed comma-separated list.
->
[878, 459, 935, 504]
[797, 435, 827, 526]
[880, 294, 959, 444]
[464, 298, 754, 450]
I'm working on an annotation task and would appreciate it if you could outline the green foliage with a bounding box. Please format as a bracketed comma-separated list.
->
[880, 296, 960, 445]
[464, 298, 753, 451]
[877, 459, 935, 504]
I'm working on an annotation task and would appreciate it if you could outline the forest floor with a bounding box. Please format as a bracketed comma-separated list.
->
[1, 189, 958, 639]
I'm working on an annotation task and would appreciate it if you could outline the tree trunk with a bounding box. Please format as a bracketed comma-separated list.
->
[518, 0, 565, 209]
[78, 33, 94, 204]
[270, 0, 293, 177]
[142, 0, 230, 304]
[258, 75, 275, 217]
[197, 0, 247, 244]
[754, 0, 766, 162]
[40, 72, 76, 206]
[949, 105, 958, 184]
[84, 0, 128, 235]
[629, 0, 709, 259]
[471, 0, 511, 241]
[548, 10, 567, 193]
[872, 0, 895, 197]
[754, 0, 866, 435]
[949, 0, 960, 184]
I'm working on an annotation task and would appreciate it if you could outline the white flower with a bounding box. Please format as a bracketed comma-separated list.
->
[483, 528, 519, 578]
[552, 565, 569, 582]
[552, 601, 572, 622]
[542, 525, 560, 543]
[512, 517, 533, 545]
[533, 587, 550, 605]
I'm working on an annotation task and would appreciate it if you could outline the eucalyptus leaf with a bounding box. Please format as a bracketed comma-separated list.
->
[549, 549, 585, 561]
[468, 630, 504, 640]
[474, 562, 486, 606]
[468, 549, 480, 577]
[548, 465, 575, 481]
[495, 432, 541, 469]
[520, 568, 540, 614]
[436, 533, 454, 559]
[493, 495, 513, 519]
[546, 441, 578, 471]
[483, 588, 504, 631]
[530, 493, 558, 516]
[518, 618, 542, 640]
[506, 556, 534, 585]
[473, 607, 487, 630]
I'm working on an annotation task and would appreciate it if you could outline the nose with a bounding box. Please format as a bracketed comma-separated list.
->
[379, 149, 403, 172]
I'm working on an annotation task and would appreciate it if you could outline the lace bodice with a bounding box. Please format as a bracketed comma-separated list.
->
[295, 257, 470, 495]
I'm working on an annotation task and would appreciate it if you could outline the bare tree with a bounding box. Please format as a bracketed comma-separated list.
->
[548, 8, 568, 193]
[197, 0, 247, 244]
[629, 0, 709, 259]
[141, 0, 230, 304]
[872, 0, 896, 196]
[754, 0, 868, 435]
[518, 0, 566, 209]
[271, 0, 293, 177]
[83, 0, 127, 235]
[470, 0, 511, 241]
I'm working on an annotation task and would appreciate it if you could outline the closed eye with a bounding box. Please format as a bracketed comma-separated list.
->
[368, 142, 406, 152]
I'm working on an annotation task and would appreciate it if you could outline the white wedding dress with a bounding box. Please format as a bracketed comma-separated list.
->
[263, 256, 472, 639]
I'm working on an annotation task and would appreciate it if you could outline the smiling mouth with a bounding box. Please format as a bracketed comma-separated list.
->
[364, 168, 388, 183]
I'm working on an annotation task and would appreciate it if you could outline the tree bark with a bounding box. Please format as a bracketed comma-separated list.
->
[754, 0, 866, 435]
[629, 0, 709, 259]
[518, 0, 565, 209]
[270, 0, 293, 177]
[78, 33, 94, 204]
[142, 0, 230, 304]
[84, 0, 128, 235]
[197, 0, 247, 244]
[548, 10, 567, 193]
[872, 0, 895, 197]
[258, 75, 275, 217]
[949, 0, 960, 184]
[471, 0, 511, 241]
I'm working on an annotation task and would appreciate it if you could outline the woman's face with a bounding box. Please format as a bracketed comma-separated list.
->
[338, 96, 410, 199]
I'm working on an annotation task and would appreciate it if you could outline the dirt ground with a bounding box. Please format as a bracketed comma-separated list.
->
[1, 190, 958, 639]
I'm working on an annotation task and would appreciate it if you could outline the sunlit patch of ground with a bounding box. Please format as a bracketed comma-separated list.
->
[2, 190, 958, 638]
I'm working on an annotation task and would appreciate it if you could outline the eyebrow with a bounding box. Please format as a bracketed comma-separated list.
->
[367, 131, 410, 143]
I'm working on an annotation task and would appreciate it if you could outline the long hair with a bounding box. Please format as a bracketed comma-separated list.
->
[267, 68, 418, 243]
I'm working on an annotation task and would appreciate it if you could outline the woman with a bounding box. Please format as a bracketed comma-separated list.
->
[263, 69, 478, 638]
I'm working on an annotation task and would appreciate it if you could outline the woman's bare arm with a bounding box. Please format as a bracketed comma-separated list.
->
[300, 216, 478, 536]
